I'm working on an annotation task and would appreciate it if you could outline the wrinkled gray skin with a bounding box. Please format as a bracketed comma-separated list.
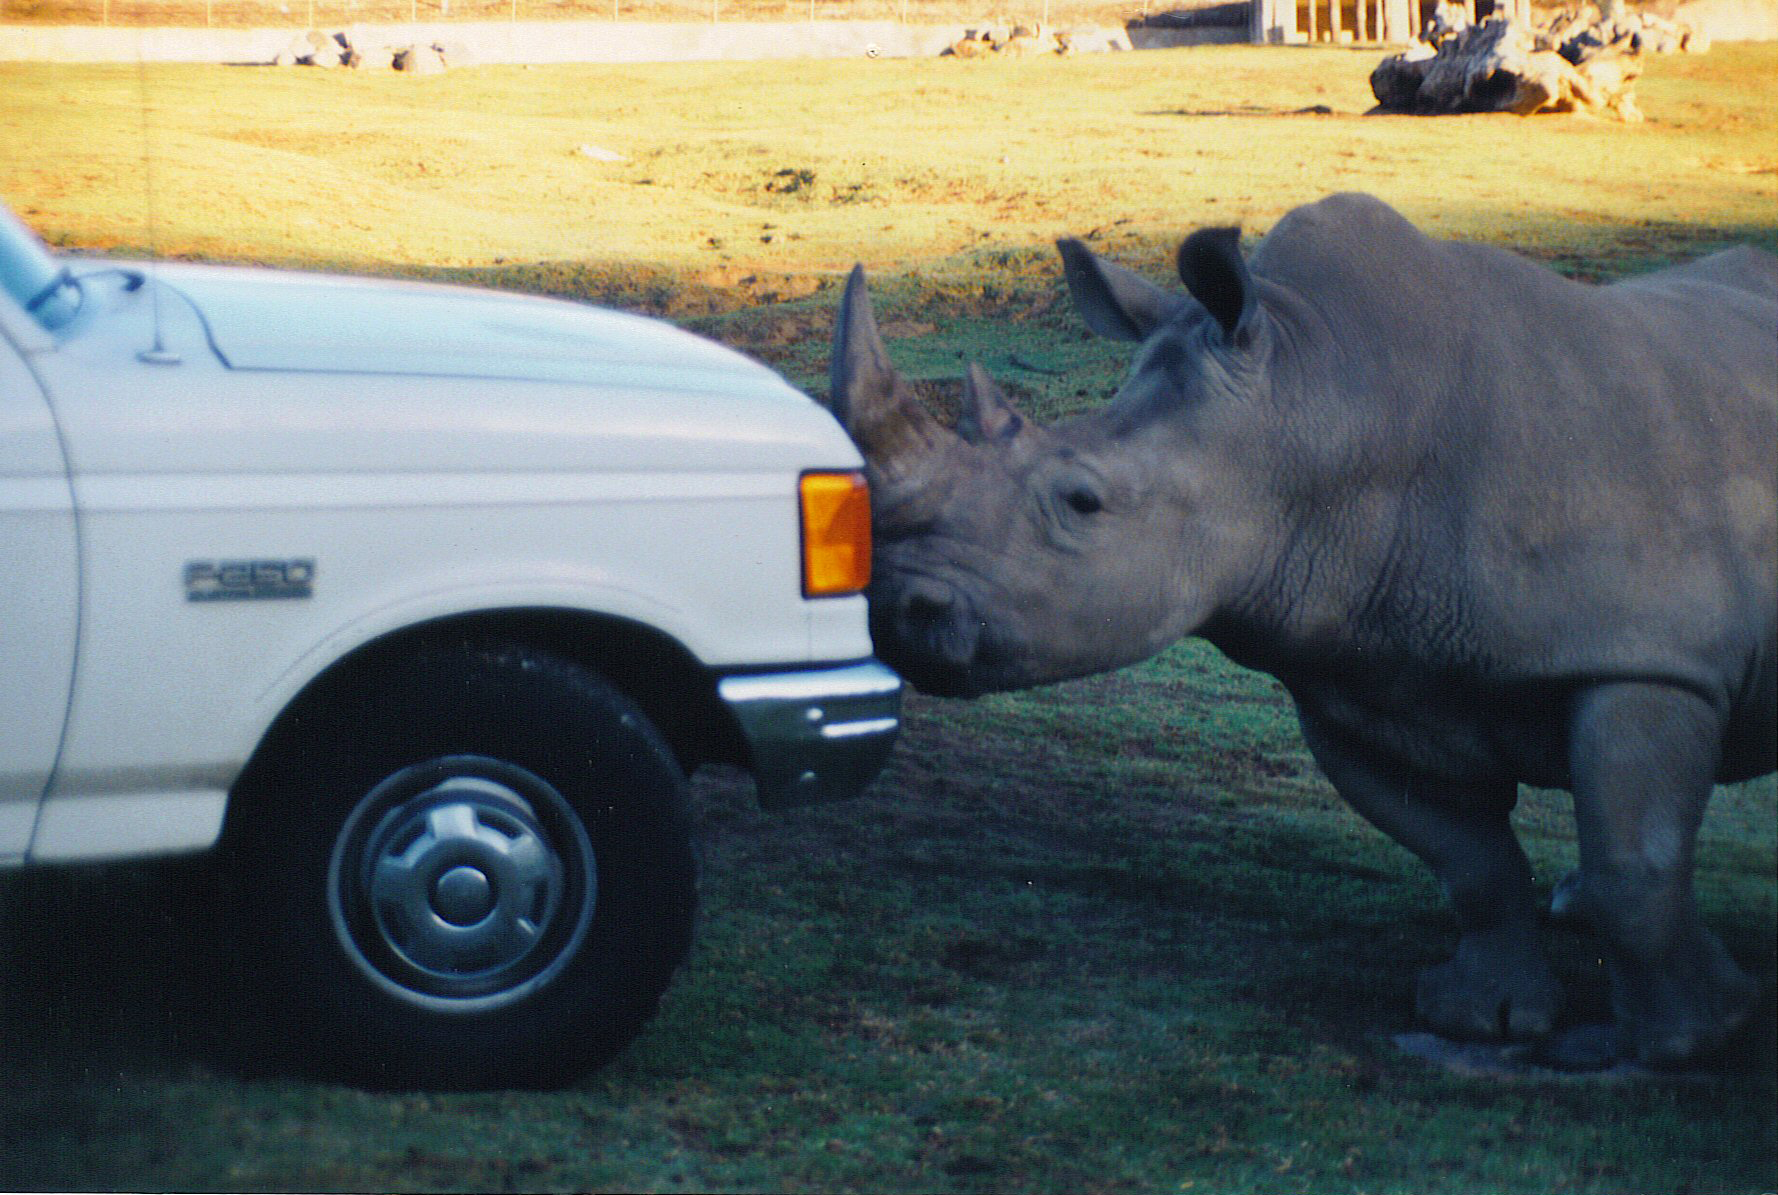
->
[827, 193, 1777, 1067]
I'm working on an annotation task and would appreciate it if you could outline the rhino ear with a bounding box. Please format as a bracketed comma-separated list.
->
[1177, 227, 1257, 347]
[1057, 238, 1187, 342]
[957, 362, 1026, 446]
[829, 265, 952, 473]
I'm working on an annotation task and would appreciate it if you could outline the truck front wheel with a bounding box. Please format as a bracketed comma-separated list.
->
[225, 638, 696, 1089]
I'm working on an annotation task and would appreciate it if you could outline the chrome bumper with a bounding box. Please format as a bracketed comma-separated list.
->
[717, 661, 903, 808]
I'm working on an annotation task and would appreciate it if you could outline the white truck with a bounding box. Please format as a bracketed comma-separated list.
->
[0, 204, 901, 1087]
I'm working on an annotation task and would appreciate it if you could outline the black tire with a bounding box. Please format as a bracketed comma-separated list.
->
[223, 637, 696, 1089]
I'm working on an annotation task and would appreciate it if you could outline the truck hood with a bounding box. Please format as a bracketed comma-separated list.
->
[46, 258, 862, 480]
[153, 261, 801, 403]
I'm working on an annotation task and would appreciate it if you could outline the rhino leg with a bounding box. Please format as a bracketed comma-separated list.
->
[1298, 715, 1562, 1042]
[1565, 683, 1758, 1067]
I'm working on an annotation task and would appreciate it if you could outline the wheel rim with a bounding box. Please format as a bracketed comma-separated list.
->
[327, 756, 597, 1013]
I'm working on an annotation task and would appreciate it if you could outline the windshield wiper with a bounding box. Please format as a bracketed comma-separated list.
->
[24, 265, 77, 312]
[24, 265, 82, 328]
[23, 265, 150, 331]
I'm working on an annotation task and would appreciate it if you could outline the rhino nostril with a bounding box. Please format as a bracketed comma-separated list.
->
[901, 589, 955, 624]
[894, 580, 979, 669]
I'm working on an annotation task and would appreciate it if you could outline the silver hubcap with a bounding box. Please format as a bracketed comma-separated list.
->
[328, 757, 596, 1013]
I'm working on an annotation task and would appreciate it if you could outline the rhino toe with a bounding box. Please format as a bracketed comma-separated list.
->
[1416, 931, 1562, 1041]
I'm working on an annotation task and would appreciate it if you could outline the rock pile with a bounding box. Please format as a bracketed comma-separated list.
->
[944, 22, 1133, 57]
[1540, 1, 1709, 53]
[271, 29, 475, 71]
[1370, 1, 1705, 120]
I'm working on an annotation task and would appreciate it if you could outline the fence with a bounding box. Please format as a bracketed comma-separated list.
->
[0, 0, 1173, 27]
[1252, 0, 1528, 41]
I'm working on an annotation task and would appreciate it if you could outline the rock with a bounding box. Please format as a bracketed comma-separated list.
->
[946, 33, 995, 56]
[1571, 44, 1645, 118]
[1424, 0, 1473, 42]
[1055, 24, 1134, 53]
[999, 23, 1061, 55]
[945, 19, 1088, 58]
[1369, 40, 1435, 108]
[1510, 49, 1590, 114]
[1371, 15, 1644, 119]
[276, 32, 312, 64]
[393, 44, 447, 74]
[350, 44, 396, 70]
[1535, 1, 1709, 58]
[1414, 19, 1538, 110]
[433, 38, 474, 67]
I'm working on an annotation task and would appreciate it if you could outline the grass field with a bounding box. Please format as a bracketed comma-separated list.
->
[1, 43, 1776, 1194]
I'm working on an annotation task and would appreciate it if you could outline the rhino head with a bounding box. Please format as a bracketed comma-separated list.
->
[828, 230, 1280, 697]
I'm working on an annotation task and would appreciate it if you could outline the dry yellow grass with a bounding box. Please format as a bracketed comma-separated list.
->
[3, 44, 1774, 310]
[0, 0, 1183, 29]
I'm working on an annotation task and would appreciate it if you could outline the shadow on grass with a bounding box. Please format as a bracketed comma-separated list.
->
[0, 859, 239, 1082]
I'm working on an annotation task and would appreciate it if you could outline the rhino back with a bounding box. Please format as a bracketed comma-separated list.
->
[1233, 196, 1775, 752]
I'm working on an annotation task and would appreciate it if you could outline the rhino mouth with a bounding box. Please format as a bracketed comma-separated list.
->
[869, 574, 999, 698]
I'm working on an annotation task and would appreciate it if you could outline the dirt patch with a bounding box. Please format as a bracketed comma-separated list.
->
[692, 266, 826, 304]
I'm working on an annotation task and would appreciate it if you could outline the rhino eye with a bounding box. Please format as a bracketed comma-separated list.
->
[1063, 487, 1103, 516]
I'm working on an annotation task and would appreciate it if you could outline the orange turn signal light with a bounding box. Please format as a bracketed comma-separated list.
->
[799, 471, 872, 598]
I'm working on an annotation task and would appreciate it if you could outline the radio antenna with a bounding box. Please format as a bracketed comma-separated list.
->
[136, 39, 179, 366]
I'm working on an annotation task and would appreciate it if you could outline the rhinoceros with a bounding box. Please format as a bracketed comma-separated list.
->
[827, 193, 1776, 1067]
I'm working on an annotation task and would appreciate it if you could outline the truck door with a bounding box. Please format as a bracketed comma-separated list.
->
[0, 327, 78, 862]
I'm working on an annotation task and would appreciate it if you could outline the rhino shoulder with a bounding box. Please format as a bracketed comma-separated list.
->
[1260, 193, 1424, 250]
[1247, 194, 1476, 335]
[1250, 193, 1444, 287]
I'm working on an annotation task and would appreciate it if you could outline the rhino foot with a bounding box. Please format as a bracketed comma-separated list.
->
[1552, 867, 1758, 1067]
[1610, 938, 1759, 1068]
[1416, 928, 1562, 1041]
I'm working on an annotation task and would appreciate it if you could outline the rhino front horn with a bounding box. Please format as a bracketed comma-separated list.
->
[828, 265, 952, 475]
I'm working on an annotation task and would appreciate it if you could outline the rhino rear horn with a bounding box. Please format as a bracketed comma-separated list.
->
[828, 265, 952, 473]
[957, 362, 1026, 446]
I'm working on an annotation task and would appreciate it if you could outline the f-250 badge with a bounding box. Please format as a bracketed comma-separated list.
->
[185, 559, 315, 602]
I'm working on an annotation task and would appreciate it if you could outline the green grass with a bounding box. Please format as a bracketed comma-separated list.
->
[1, 43, 1775, 1194]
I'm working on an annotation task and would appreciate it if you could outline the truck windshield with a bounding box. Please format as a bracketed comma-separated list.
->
[1, 204, 79, 331]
